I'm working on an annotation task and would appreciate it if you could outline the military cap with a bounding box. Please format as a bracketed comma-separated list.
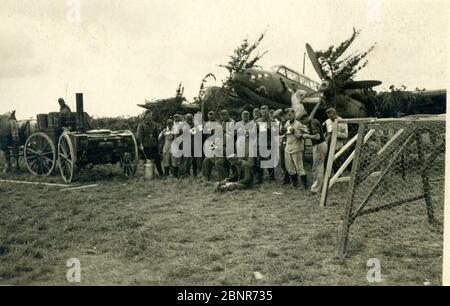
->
[273, 109, 284, 119]
[299, 113, 309, 121]
[285, 108, 295, 115]
[226, 153, 238, 160]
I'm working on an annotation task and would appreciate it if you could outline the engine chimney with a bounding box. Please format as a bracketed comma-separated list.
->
[76, 93, 85, 132]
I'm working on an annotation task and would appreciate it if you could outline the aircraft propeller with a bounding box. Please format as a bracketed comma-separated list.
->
[305, 43, 381, 93]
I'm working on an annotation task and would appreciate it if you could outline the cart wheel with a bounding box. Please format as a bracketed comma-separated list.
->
[58, 133, 75, 183]
[24, 132, 56, 176]
[121, 131, 138, 177]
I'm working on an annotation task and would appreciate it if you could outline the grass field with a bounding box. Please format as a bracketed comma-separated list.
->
[0, 154, 444, 285]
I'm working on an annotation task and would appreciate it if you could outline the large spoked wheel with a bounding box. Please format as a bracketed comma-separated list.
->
[58, 133, 76, 183]
[121, 131, 139, 177]
[24, 132, 56, 176]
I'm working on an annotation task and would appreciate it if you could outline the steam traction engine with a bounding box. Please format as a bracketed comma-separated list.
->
[23, 93, 138, 183]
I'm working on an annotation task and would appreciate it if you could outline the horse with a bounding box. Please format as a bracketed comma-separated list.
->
[0, 111, 38, 172]
[0, 111, 20, 172]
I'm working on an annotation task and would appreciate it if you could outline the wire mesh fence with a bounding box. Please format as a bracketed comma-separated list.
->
[332, 116, 445, 280]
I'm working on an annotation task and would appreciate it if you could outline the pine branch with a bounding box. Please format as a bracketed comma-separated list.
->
[219, 32, 268, 86]
[314, 28, 375, 97]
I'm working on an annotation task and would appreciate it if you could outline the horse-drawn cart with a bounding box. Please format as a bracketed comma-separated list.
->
[22, 93, 138, 183]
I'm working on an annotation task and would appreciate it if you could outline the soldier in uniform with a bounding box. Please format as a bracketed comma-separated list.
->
[253, 108, 261, 121]
[159, 119, 181, 177]
[180, 113, 203, 177]
[235, 110, 256, 165]
[256, 105, 276, 183]
[216, 154, 254, 192]
[273, 109, 290, 185]
[323, 107, 348, 152]
[136, 110, 163, 176]
[202, 111, 219, 181]
[58, 98, 72, 115]
[284, 108, 308, 188]
[299, 114, 327, 194]
[172, 114, 184, 176]
[269, 109, 275, 121]
[215, 110, 235, 181]
[323, 107, 349, 172]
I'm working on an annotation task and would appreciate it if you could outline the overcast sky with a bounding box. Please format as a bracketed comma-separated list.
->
[1, 0, 448, 119]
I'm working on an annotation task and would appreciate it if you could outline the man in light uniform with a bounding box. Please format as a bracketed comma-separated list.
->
[299, 114, 327, 194]
[215, 110, 235, 181]
[202, 111, 219, 181]
[273, 109, 290, 185]
[284, 108, 308, 188]
[256, 105, 277, 183]
[235, 110, 256, 165]
[323, 108, 348, 152]
[159, 119, 179, 177]
[253, 108, 261, 121]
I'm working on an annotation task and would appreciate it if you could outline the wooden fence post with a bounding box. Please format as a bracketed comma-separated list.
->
[320, 120, 338, 207]
[415, 132, 435, 224]
[338, 122, 367, 258]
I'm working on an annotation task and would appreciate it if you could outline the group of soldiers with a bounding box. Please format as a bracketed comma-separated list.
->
[136, 105, 348, 193]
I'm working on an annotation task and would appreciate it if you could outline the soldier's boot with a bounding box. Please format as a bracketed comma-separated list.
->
[300, 175, 308, 189]
[282, 173, 291, 185]
[195, 159, 203, 178]
[255, 174, 263, 184]
[3, 156, 11, 173]
[173, 167, 179, 178]
[291, 174, 299, 187]
[13, 157, 20, 172]
[164, 167, 170, 177]
[155, 162, 164, 177]
[202, 168, 211, 182]
[202, 159, 214, 181]
[268, 168, 276, 181]
[203, 174, 211, 182]
[255, 167, 263, 184]
[183, 164, 192, 178]
[216, 160, 230, 181]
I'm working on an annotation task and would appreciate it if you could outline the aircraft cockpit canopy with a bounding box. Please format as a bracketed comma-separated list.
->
[271, 65, 321, 91]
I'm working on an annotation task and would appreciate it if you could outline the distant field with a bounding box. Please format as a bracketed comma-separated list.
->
[0, 154, 443, 285]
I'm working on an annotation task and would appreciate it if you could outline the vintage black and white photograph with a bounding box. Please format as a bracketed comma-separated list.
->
[0, 0, 448, 288]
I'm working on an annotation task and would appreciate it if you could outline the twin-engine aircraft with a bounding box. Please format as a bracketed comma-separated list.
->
[139, 43, 446, 121]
